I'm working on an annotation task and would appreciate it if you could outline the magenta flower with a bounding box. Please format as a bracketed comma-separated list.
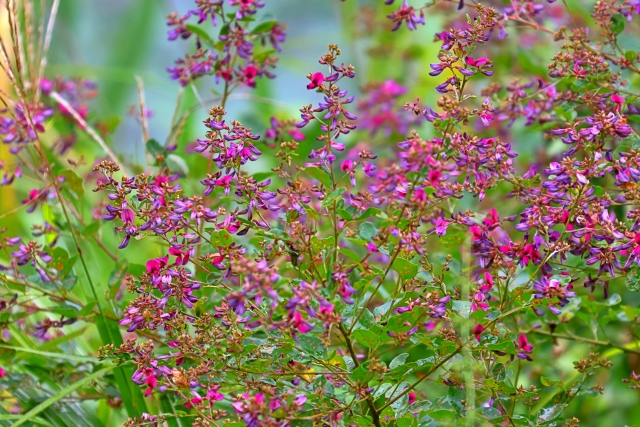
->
[292, 311, 313, 334]
[307, 72, 325, 90]
[408, 392, 417, 405]
[472, 324, 485, 341]
[146, 256, 169, 276]
[515, 334, 533, 361]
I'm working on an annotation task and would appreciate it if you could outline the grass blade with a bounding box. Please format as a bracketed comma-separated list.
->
[11, 364, 116, 427]
[0, 344, 98, 362]
[0, 415, 55, 427]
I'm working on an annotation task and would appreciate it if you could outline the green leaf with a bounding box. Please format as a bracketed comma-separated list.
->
[451, 300, 472, 319]
[185, 23, 216, 46]
[251, 21, 278, 34]
[252, 171, 274, 182]
[298, 334, 327, 359]
[536, 404, 567, 423]
[606, 293, 622, 306]
[49, 305, 78, 318]
[79, 301, 98, 317]
[322, 187, 346, 207]
[49, 247, 76, 278]
[627, 266, 640, 291]
[479, 406, 502, 420]
[397, 414, 416, 427]
[11, 364, 116, 427]
[359, 222, 378, 240]
[374, 300, 393, 317]
[145, 138, 165, 156]
[304, 166, 332, 189]
[58, 169, 84, 199]
[389, 353, 409, 369]
[210, 229, 234, 247]
[610, 14, 625, 35]
[440, 231, 465, 247]
[358, 207, 382, 220]
[337, 208, 353, 221]
[540, 376, 564, 388]
[352, 330, 380, 348]
[81, 222, 101, 236]
[60, 271, 78, 290]
[351, 365, 371, 383]
[593, 185, 603, 197]
[392, 258, 418, 279]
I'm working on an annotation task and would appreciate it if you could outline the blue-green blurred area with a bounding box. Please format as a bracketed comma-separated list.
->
[46, 0, 443, 163]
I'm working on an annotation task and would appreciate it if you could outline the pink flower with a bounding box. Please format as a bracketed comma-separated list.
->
[465, 56, 489, 67]
[612, 93, 625, 112]
[144, 374, 157, 397]
[470, 225, 483, 241]
[408, 392, 417, 405]
[243, 65, 258, 87]
[435, 217, 448, 236]
[169, 246, 190, 265]
[479, 110, 494, 126]
[471, 292, 489, 312]
[292, 311, 313, 333]
[611, 93, 625, 105]
[307, 72, 325, 90]
[121, 208, 135, 224]
[483, 208, 500, 228]
[184, 392, 205, 408]
[319, 303, 334, 316]
[472, 324, 485, 341]
[206, 387, 224, 402]
[479, 272, 494, 293]
[516, 334, 533, 361]
[146, 256, 168, 275]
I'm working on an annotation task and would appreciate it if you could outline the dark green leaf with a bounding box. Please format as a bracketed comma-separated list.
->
[145, 138, 165, 156]
[610, 14, 625, 34]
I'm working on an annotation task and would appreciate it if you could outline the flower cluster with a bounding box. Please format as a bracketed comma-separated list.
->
[166, 0, 285, 88]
